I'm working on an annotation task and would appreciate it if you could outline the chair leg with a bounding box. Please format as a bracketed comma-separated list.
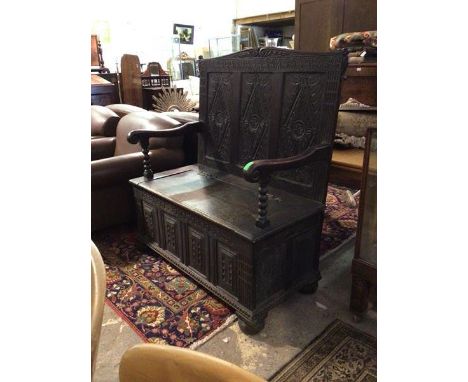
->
[350, 275, 370, 316]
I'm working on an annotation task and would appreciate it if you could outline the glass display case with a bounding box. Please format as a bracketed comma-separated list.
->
[350, 127, 377, 319]
[208, 35, 240, 58]
[167, 36, 197, 80]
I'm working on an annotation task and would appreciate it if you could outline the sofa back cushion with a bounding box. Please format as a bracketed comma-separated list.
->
[91, 106, 120, 137]
[106, 104, 146, 118]
[114, 111, 183, 156]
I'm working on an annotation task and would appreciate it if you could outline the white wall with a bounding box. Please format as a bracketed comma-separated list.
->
[92, 0, 237, 71]
[235, 0, 295, 18]
[91, 1, 295, 71]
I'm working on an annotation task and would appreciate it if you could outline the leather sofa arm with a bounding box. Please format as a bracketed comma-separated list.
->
[91, 137, 116, 161]
[92, 152, 145, 189]
[91, 149, 184, 189]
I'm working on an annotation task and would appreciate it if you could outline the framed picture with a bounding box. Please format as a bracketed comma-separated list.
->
[173, 24, 194, 45]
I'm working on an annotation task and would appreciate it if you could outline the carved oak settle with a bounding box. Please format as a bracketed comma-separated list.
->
[128, 48, 347, 333]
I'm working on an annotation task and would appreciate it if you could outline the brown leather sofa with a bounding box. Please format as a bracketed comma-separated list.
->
[91, 104, 147, 161]
[91, 111, 186, 231]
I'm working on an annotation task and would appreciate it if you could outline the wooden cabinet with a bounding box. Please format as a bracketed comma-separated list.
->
[294, 0, 377, 52]
[91, 74, 118, 106]
[342, 0, 377, 33]
[295, 0, 344, 52]
[350, 128, 377, 318]
[341, 63, 377, 106]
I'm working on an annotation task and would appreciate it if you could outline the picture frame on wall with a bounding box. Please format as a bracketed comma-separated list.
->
[173, 24, 194, 45]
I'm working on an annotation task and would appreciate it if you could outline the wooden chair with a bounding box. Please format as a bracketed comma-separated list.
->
[128, 48, 347, 333]
[119, 344, 265, 382]
[91, 242, 106, 379]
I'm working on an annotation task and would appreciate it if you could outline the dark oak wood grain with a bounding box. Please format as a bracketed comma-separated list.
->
[128, 48, 347, 333]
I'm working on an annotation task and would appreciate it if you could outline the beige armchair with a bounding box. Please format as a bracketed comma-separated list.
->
[91, 242, 106, 379]
[119, 344, 265, 382]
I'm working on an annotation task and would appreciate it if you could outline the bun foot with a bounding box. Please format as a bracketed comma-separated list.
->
[238, 318, 265, 335]
[300, 281, 319, 294]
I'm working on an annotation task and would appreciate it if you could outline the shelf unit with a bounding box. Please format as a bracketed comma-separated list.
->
[234, 10, 295, 49]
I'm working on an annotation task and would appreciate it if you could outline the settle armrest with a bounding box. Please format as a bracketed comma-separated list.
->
[127, 121, 202, 179]
[243, 144, 331, 182]
[242, 144, 331, 229]
[127, 121, 202, 144]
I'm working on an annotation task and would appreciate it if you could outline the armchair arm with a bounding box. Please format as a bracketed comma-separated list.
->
[242, 144, 331, 229]
[91, 137, 116, 161]
[127, 121, 202, 180]
[127, 121, 202, 144]
[243, 144, 331, 182]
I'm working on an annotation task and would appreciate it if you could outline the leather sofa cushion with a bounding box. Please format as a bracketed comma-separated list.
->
[114, 111, 183, 156]
[91, 106, 120, 137]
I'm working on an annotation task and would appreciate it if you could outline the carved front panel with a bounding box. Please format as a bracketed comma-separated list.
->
[187, 226, 209, 278]
[205, 72, 233, 163]
[217, 243, 238, 297]
[162, 213, 181, 260]
[142, 201, 157, 242]
[255, 243, 287, 303]
[237, 73, 273, 165]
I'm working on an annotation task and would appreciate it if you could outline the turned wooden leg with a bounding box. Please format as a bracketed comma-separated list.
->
[300, 281, 319, 294]
[256, 179, 270, 228]
[238, 315, 266, 335]
[350, 275, 370, 316]
[140, 137, 154, 180]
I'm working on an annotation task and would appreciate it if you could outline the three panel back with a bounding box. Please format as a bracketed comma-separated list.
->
[198, 48, 347, 203]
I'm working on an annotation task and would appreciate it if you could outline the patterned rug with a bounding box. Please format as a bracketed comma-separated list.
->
[320, 184, 359, 256]
[92, 184, 358, 349]
[270, 320, 377, 382]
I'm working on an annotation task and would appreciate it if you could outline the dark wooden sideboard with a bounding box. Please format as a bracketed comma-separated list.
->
[294, 0, 377, 52]
[91, 74, 118, 106]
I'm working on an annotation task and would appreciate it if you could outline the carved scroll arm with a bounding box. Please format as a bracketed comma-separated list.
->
[242, 144, 331, 228]
[127, 121, 203, 180]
